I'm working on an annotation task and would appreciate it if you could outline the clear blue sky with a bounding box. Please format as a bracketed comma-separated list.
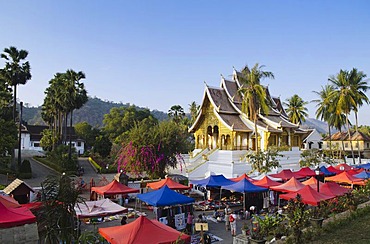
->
[1, 1, 370, 124]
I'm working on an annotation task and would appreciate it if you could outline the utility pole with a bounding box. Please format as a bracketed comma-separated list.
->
[18, 101, 23, 171]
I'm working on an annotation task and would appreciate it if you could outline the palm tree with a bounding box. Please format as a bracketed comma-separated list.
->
[1, 46, 31, 122]
[330, 112, 347, 163]
[168, 105, 185, 124]
[347, 68, 369, 163]
[237, 63, 274, 152]
[313, 85, 335, 157]
[63, 70, 87, 159]
[328, 70, 357, 163]
[283, 94, 308, 125]
[188, 101, 200, 124]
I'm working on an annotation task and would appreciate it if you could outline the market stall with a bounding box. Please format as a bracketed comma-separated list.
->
[75, 198, 127, 219]
[146, 177, 190, 190]
[137, 185, 195, 230]
[91, 180, 139, 201]
[0, 201, 36, 228]
[99, 215, 191, 244]
[270, 177, 306, 193]
[269, 169, 305, 181]
[279, 185, 335, 206]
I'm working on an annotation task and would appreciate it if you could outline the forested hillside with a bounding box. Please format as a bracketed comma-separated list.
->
[23, 97, 168, 127]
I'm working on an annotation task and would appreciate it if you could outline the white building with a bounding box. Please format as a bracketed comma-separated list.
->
[20, 125, 85, 155]
[302, 129, 323, 150]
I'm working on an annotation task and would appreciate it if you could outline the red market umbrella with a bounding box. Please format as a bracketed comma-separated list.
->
[320, 182, 351, 196]
[269, 169, 305, 181]
[0, 201, 36, 228]
[230, 173, 255, 182]
[0, 194, 21, 208]
[91, 180, 139, 197]
[326, 166, 343, 174]
[334, 163, 353, 171]
[296, 167, 318, 177]
[99, 215, 190, 244]
[279, 185, 335, 206]
[253, 176, 281, 189]
[146, 178, 190, 190]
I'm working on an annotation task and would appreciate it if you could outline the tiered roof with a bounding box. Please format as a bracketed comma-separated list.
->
[189, 68, 306, 135]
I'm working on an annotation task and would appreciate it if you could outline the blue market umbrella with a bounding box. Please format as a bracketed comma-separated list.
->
[190, 174, 234, 188]
[137, 185, 194, 207]
[320, 166, 336, 176]
[353, 171, 370, 179]
[355, 163, 370, 170]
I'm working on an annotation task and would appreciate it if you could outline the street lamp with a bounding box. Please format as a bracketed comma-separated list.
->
[315, 166, 320, 192]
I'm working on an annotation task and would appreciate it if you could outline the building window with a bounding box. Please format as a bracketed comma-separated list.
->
[77, 141, 81, 147]
[345, 142, 348, 148]
[72, 143, 75, 147]
[355, 142, 359, 148]
[34, 143, 40, 147]
[367, 143, 370, 148]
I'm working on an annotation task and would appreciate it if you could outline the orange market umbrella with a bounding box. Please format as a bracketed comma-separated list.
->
[302, 177, 324, 191]
[91, 180, 139, 197]
[146, 177, 190, 190]
[99, 215, 191, 244]
[325, 171, 366, 186]
[270, 177, 305, 193]
[230, 173, 255, 182]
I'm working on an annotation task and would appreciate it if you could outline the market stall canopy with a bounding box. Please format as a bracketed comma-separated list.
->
[253, 176, 282, 189]
[99, 215, 191, 244]
[221, 178, 267, 193]
[279, 185, 335, 206]
[190, 174, 234, 187]
[137, 185, 194, 207]
[353, 171, 370, 179]
[302, 177, 324, 191]
[320, 166, 336, 176]
[146, 178, 190, 190]
[230, 173, 255, 182]
[252, 173, 282, 182]
[270, 177, 306, 193]
[75, 198, 127, 219]
[0, 201, 36, 228]
[296, 167, 319, 177]
[326, 166, 343, 174]
[0, 195, 21, 208]
[346, 168, 364, 175]
[320, 182, 351, 196]
[91, 180, 139, 196]
[325, 171, 366, 186]
[355, 162, 370, 170]
[334, 163, 353, 171]
[269, 169, 305, 181]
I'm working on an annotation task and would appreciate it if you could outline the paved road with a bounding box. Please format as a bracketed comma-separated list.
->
[25, 157, 58, 187]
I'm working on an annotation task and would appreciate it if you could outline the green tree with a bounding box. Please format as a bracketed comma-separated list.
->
[245, 148, 282, 174]
[37, 175, 83, 243]
[74, 121, 100, 150]
[93, 134, 112, 158]
[347, 68, 369, 163]
[168, 105, 185, 124]
[103, 106, 156, 143]
[313, 85, 335, 158]
[40, 128, 58, 152]
[237, 63, 274, 152]
[283, 94, 308, 125]
[189, 101, 200, 124]
[1, 46, 32, 121]
[328, 70, 357, 163]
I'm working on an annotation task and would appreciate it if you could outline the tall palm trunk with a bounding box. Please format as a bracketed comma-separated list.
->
[12, 85, 17, 122]
[355, 112, 361, 164]
[328, 126, 333, 159]
[69, 110, 73, 160]
[346, 115, 355, 164]
[339, 129, 346, 164]
[254, 114, 259, 152]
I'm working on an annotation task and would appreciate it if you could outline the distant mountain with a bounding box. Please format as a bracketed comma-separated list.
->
[301, 118, 328, 134]
[23, 97, 168, 127]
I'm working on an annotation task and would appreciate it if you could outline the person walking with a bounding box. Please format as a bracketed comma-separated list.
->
[224, 205, 231, 231]
[186, 212, 194, 235]
[229, 211, 237, 236]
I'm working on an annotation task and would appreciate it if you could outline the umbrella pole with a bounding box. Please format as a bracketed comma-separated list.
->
[219, 187, 222, 210]
[243, 192, 246, 218]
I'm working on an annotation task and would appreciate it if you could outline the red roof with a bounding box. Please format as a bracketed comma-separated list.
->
[269, 169, 305, 181]
[279, 185, 335, 206]
[325, 171, 366, 186]
[146, 178, 190, 190]
[99, 215, 191, 244]
[230, 173, 255, 182]
[91, 180, 139, 196]
[326, 166, 343, 174]
[270, 177, 306, 193]
[296, 167, 319, 177]
[334, 163, 353, 171]
[320, 182, 351, 196]
[253, 176, 281, 188]
[346, 168, 364, 175]
[0, 201, 36, 228]
[302, 177, 324, 191]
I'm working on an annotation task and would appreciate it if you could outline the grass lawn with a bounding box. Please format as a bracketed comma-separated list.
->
[309, 207, 370, 244]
